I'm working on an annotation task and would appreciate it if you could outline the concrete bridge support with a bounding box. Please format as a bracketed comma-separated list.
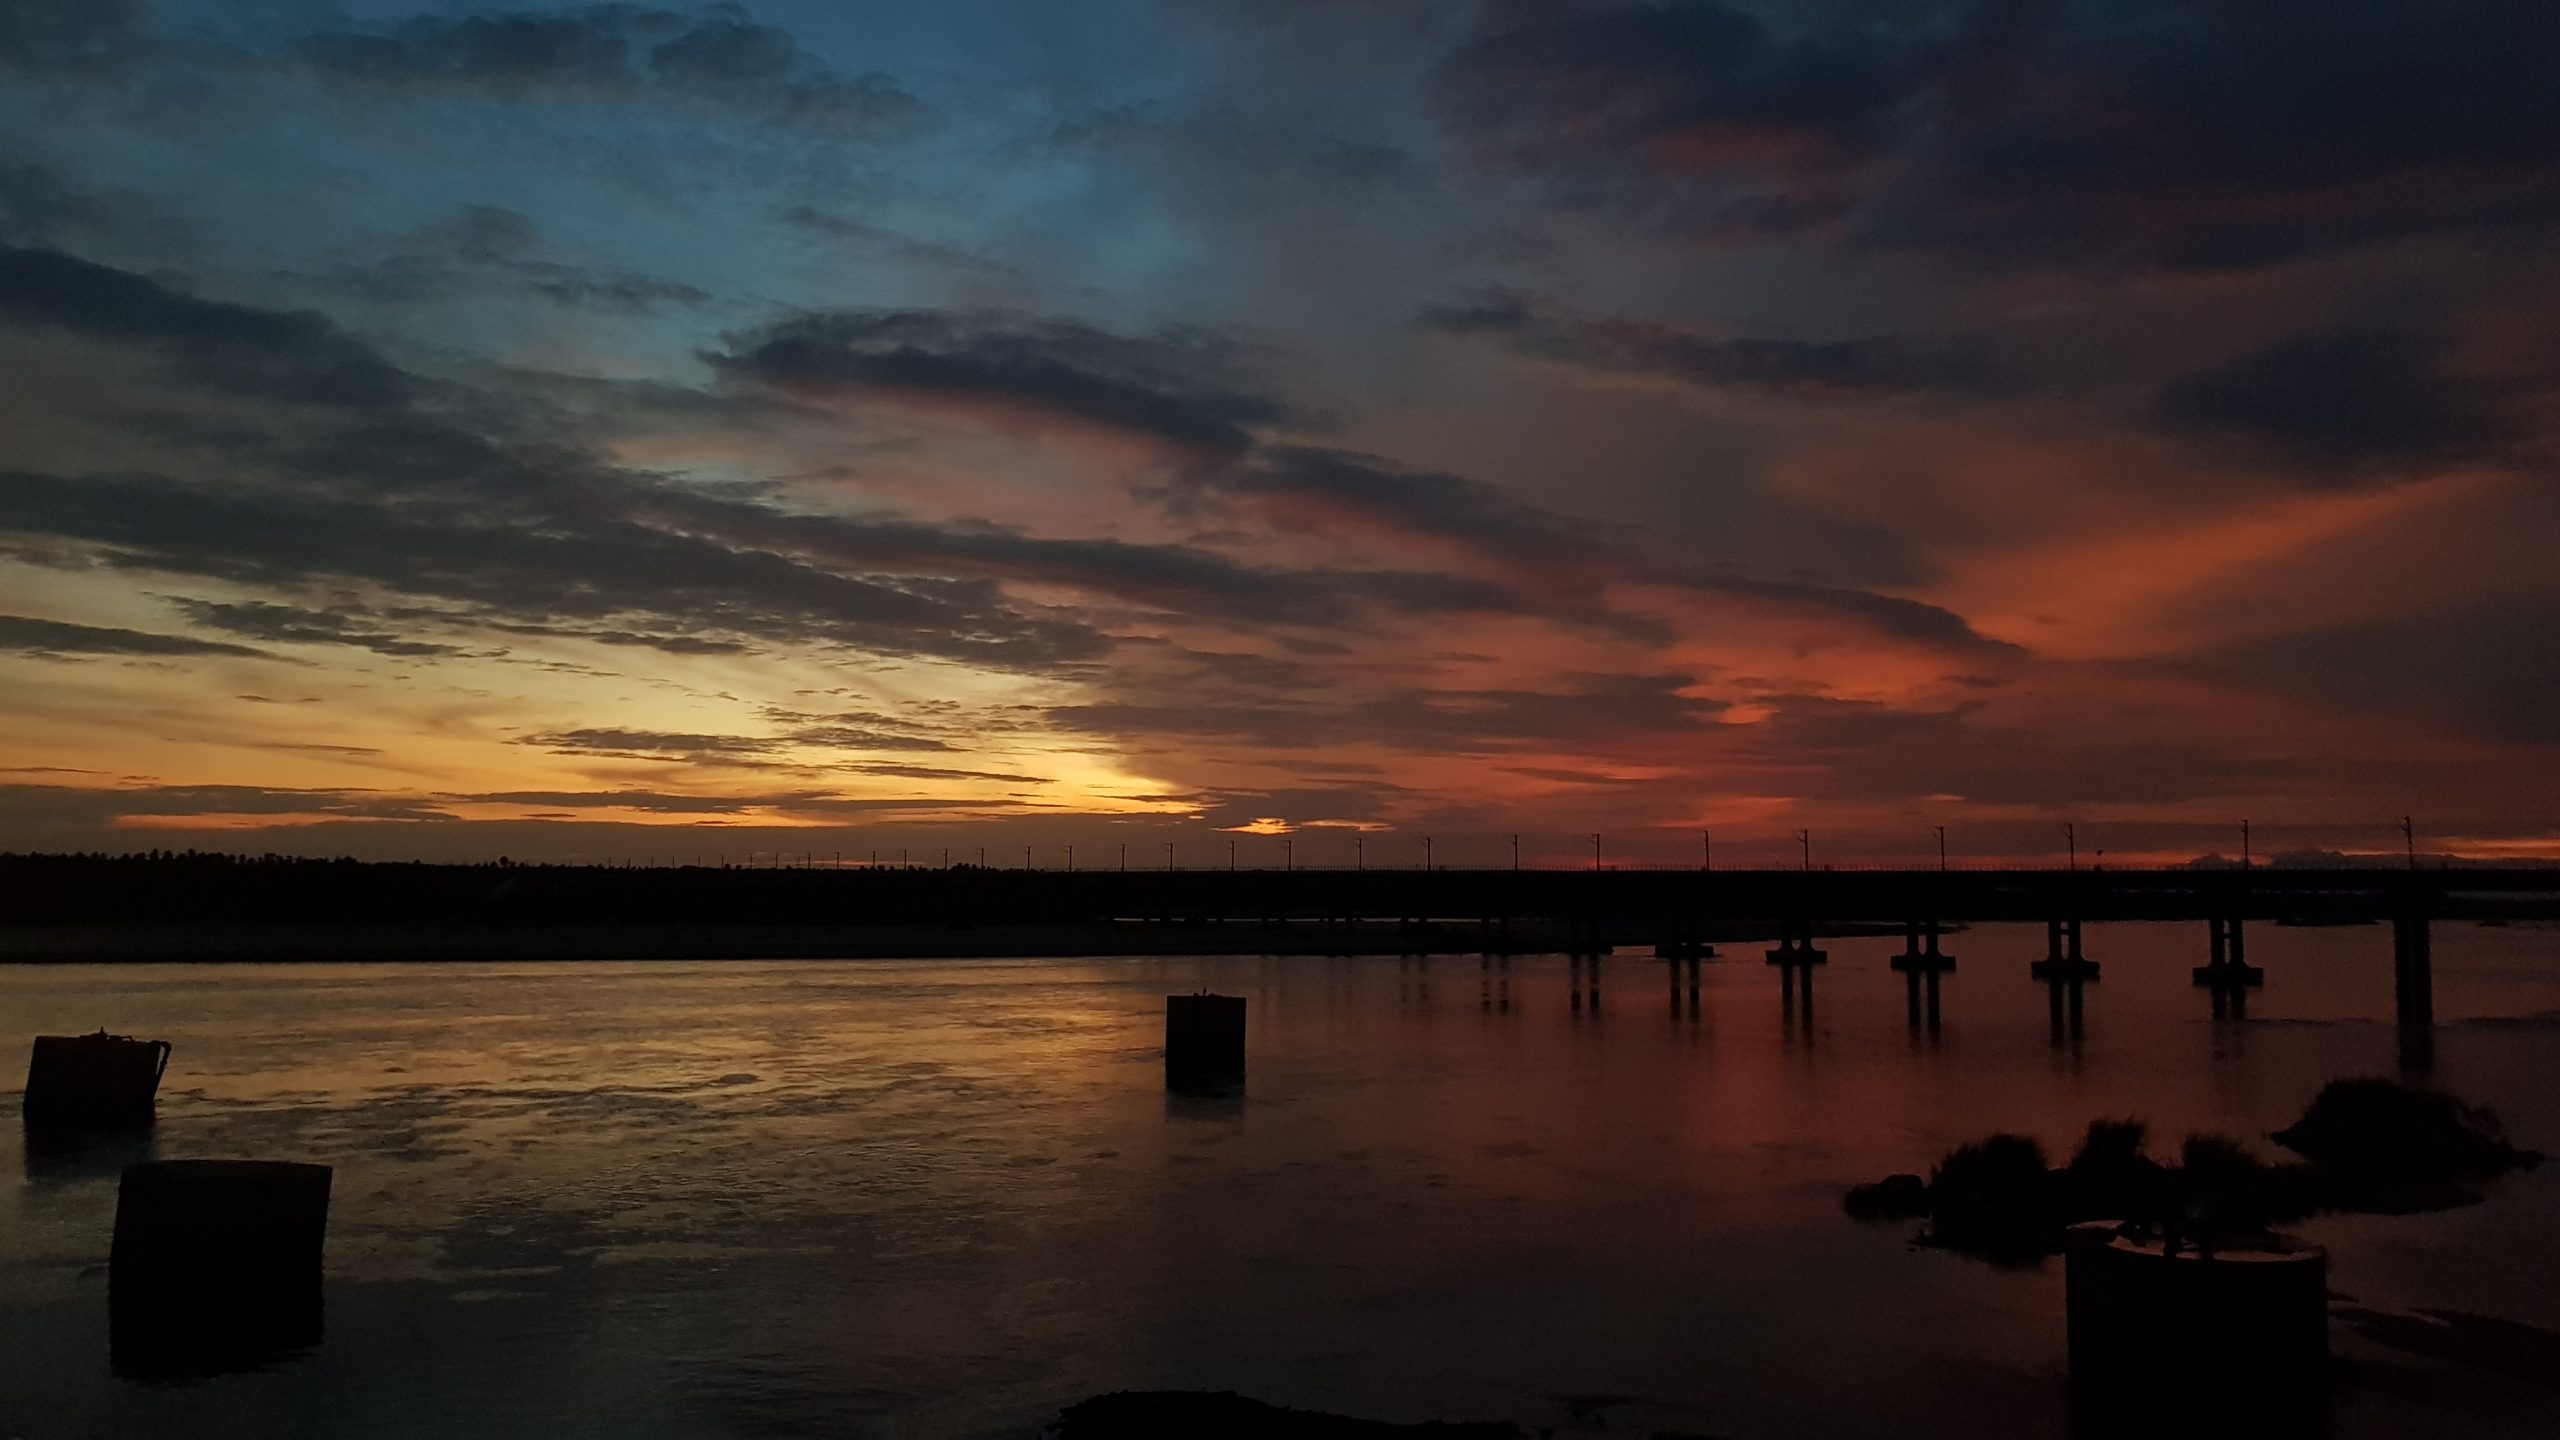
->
[1766, 917, 1825, 1022]
[2193, 915, 2265, 988]
[1891, 917, 1953, 1033]
[2393, 908, 2433, 1028]
[2032, 917, 2098, 981]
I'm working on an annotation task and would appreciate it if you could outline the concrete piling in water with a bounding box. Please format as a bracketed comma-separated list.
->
[1164, 993, 1246, 1092]
[2064, 1222, 2328, 1435]
[22, 1031, 171, 1134]
[111, 1159, 332, 1376]
[2393, 907, 2433, 1028]
[1888, 917, 1956, 974]
[2193, 914, 2266, 988]
[1766, 918, 1824, 1023]
[2031, 918, 2098, 982]
[1890, 917, 1954, 1033]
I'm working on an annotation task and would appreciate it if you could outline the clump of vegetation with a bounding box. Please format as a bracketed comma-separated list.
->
[2274, 1077, 2539, 1181]
[1926, 1134, 2056, 1264]
[1844, 1078, 2540, 1262]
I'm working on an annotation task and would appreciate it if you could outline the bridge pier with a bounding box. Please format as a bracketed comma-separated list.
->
[2192, 914, 2264, 988]
[2393, 908, 2433, 1028]
[2047, 972, 2087, 1046]
[1766, 918, 1824, 1023]
[1888, 917, 1956, 974]
[1664, 952, 1703, 1019]
[2031, 917, 2098, 981]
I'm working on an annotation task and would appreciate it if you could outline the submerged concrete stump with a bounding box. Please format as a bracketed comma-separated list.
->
[2065, 1222, 2327, 1435]
[1165, 993, 1246, 1092]
[23, 1031, 171, 1132]
[111, 1159, 332, 1375]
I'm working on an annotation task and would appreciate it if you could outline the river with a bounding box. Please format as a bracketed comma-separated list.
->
[6, 922, 2559, 1437]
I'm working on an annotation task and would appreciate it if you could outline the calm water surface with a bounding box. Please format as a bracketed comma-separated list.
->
[6, 923, 2560, 1438]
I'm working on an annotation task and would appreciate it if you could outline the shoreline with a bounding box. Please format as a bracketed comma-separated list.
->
[0, 918, 1694, 965]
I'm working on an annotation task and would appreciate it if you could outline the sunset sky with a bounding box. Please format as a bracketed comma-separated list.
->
[3, 0, 2556, 866]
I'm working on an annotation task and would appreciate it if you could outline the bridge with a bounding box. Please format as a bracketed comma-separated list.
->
[9, 856, 2556, 1040]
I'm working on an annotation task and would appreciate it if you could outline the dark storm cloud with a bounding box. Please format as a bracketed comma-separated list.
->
[1051, 672, 1727, 753]
[0, 246, 410, 408]
[2151, 330, 2528, 479]
[1044, 106, 1415, 192]
[2195, 594, 2560, 746]
[520, 727, 779, 759]
[710, 309, 1297, 459]
[1750, 696, 2303, 806]
[0, 250, 1486, 662]
[1434, 0, 2560, 269]
[1211, 447, 2011, 652]
[463, 788, 1031, 814]
[0, 783, 446, 824]
[292, 3, 924, 132]
[846, 762, 1048, 784]
[169, 599, 463, 657]
[0, 613, 268, 659]
[0, 160, 122, 247]
[1418, 289, 2018, 400]
[1212, 444, 1609, 567]
[0, 467, 1109, 671]
[323, 205, 711, 313]
[0, 0, 144, 74]
[0, 781, 1022, 834]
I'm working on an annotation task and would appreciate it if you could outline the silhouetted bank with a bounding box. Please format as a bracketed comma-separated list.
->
[1846, 1078, 2541, 1261]
[1048, 1391, 1519, 1438]
[8, 852, 2559, 965]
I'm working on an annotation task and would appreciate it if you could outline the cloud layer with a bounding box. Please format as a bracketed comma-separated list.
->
[0, 0, 2555, 863]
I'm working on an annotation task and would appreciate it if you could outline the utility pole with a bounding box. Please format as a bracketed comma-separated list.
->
[1166, 842, 1176, 872]
[1703, 829, 1712, 871]
[2402, 816, 2416, 870]
[1065, 845, 1073, 872]
[1512, 833, 1520, 871]
[1025, 845, 1033, 870]
[1119, 842, 1126, 872]
[1591, 833, 1601, 871]
[2064, 823, 2077, 872]
[1284, 836, 1293, 872]
[1422, 836, 1433, 871]
[1799, 828, 1811, 872]
[1229, 838, 1236, 872]
[1935, 825, 1946, 872]
[2240, 819, 2251, 871]
[1356, 834, 1364, 871]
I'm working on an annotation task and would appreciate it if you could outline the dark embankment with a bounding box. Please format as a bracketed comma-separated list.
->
[1846, 1078, 2541, 1262]
[0, 852, 1736, 962]
[1049, 1391, 1521, 1438]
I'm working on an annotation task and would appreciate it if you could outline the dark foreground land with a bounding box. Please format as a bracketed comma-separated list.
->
[4, 852, 2555, 963]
